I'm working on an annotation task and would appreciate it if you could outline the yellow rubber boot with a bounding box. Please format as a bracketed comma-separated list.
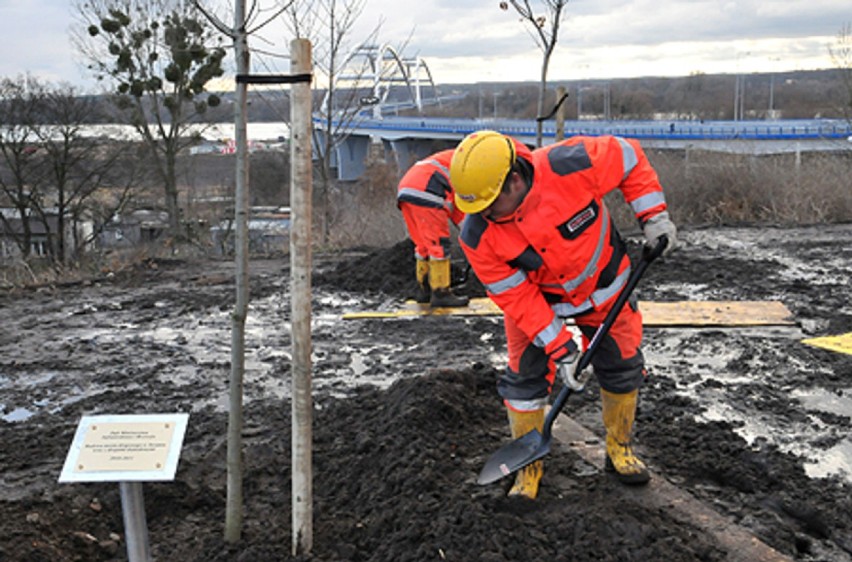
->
[506, 407, 545, 499]
[429, 259, 469, 307]
[601, 388, 650, 485]
[414, 258, 431, 303]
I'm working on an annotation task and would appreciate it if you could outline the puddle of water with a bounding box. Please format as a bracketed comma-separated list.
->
[790, 387, 852, 479]
[645, 329, 852, 483]
[791, 387, 852, 418]
[161, 364, 205, 386]
[2, 407, 35, 423]
[652, 282, 713, 300]
[48, 393, 87, 414]
[804, 439, 852, 479]
[350, 353, 370, 377]
[2, 387, 92, 422]
[0, 371, 60, 390]
[698, 401, 768, 444]
[698, 396, 852, 481]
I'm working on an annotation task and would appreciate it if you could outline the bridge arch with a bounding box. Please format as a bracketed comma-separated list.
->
[323, 41, 440, 118]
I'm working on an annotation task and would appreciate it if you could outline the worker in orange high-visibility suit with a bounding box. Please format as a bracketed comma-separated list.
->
[397, 149, 469, 308]
[450, 130, 677, 499]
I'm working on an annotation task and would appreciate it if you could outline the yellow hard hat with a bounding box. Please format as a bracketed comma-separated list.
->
[450, 130, 516, 214]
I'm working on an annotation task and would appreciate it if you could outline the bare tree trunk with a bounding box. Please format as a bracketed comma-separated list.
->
[165, 148, 182, 236]
[555, 85, 566, 141]
[224, 0, 249, 544]
[290, 38, 314, 557]
[504, 0, 566, 147]
[536, 77, 546, 147]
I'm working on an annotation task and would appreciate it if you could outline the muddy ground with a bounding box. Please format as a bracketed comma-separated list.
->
[0, 224, 850, 561]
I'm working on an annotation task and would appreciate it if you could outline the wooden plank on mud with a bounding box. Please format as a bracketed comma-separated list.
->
[641, 300, 795, 326]
[550, 414, 793, 562]
[343, 298, 796, 327]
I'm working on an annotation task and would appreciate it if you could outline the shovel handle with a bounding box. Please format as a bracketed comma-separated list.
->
[542, 235, 667, 439]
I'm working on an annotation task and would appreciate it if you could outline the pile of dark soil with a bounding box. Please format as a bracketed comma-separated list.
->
[1, 225, 851, 561]
[314, 239, 485, 301]
[0, 367, 742, 561]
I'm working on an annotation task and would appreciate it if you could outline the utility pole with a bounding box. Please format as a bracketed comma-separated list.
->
[290, 38, 314, 557]
[576, 84, 582, 120]
[767, 57, 781, 120]
[733, 52, 750, 121]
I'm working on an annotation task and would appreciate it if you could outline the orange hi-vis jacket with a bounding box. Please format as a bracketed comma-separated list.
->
[460, 135, 668, 353]
[396, 149, 464, 225]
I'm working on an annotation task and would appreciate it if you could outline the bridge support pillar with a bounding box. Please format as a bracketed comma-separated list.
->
[382, 139, 455, 177]
[331, 134, 372, 181]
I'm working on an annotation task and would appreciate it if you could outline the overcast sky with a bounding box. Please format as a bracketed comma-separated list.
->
[0, 0, 848, 92]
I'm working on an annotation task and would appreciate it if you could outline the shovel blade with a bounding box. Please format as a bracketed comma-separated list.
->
[477, 430, 552, 485]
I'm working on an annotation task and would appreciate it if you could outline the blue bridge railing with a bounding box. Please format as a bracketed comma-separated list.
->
[318, 115, 852, 142]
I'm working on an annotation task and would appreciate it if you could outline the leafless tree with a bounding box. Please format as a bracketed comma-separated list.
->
[191, 0, 293, 545]
[0, 76, 141, 264]
[283, 0, 383, 244]
[500, 0, 570, 146]
[73, 0, 226, 237]
[32, 86, 139, 263]
[0, 76, 48, 258]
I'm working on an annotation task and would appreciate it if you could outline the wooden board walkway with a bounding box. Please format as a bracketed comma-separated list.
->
[343, 298, 796, 327]
[550, 414, 793, 561]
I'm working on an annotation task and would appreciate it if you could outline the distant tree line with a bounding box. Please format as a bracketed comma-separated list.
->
[0, 75, 148, 264]
[23, 68, 850, 127]
[424, 69, 852, 122]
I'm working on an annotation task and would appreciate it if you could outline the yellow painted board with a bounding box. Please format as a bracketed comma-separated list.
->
[801, 333, 852, 355]
[343, 298, 796, 327]
[341, 298, 500, 319]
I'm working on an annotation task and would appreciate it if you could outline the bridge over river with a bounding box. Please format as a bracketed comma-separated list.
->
[317, 116, 852, 180]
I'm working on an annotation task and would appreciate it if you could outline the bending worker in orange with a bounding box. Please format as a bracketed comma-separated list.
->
[397, 149, 469, 308]
[450, 130, 677, 499]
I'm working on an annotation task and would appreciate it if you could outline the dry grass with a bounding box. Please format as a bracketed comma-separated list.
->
[321, 156, 407, 249]
[4, 145, 849, 289]
[325, 147, 851, 249]
[645, 148, 852, 227]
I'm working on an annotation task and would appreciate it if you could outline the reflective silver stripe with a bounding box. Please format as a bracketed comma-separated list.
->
[415, 252, 427, 260]
[561, 205, 610, 292]
[616, 137, 638, 180]
[552, 299, 593, 317]
[397, 187, 450, 209]
[533, 317, 564, 348]
[551, 265, 630, 318]
[590, 266, 630, 307]
[486, 269, 527, 295]
[420, 158, 450, 177]
[630, 192, 666, 215]
[506, 397, 549, 411]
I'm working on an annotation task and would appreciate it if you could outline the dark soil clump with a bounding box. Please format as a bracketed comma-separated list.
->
[1, 225, 851, 561]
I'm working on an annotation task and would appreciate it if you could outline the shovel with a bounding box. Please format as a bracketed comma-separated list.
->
[477, 236, 668, 485]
